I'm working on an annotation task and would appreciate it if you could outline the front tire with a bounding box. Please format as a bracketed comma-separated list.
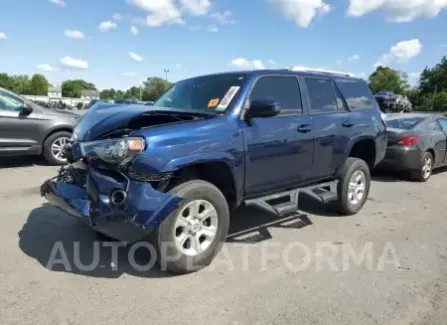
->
[43, 131, 71, 165]
[334, 157, 371, 215]
[153, 180, 230, 274]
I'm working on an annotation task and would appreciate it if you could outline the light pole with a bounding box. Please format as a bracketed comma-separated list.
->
[164, 69, 170, 89]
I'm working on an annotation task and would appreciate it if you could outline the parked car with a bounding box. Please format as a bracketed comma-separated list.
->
[0, 87, 79, 165]
[395, 95, 412, 112]
[41, 68, 387, 273]
[375, 91, 398, 112]
[378, 113, 447, 181]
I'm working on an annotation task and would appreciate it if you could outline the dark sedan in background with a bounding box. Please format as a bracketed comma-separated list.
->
[0, 87, 79, 165]
[378, 113, 447, 181]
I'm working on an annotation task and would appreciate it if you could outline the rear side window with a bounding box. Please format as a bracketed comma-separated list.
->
[250, 76, 302, 113]
[386, 117, 424, 130]
[438, 118, 447, 131]
[334, 78, 376, 110]
[304, 77, 338, 112]
[428, 121, 442, 131]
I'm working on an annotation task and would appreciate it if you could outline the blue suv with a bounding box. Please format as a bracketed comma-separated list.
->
[41, 69, 387, 273]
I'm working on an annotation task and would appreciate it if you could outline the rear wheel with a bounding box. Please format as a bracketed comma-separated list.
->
[333, 157, 371, 215]
[410, 151, 433, 182]
[43, 131, 71, 165]
[152, 180, 230, 274]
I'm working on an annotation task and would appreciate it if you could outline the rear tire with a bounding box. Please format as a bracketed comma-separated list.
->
[333, 157, 371, 215]
[410, 151, 433, 182]
[152, 180, 230, 274]
[43, 131, 71, 166]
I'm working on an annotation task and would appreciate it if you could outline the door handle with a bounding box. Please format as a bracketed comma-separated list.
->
[342, 120, 354, 127]
[297, 124, 312, 133]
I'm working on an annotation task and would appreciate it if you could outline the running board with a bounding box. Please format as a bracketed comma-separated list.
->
[244, 180, 338, 217]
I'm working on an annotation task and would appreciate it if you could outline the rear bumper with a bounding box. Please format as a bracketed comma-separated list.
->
[376, 145, 421, 171]
[40, 166, 181, 242]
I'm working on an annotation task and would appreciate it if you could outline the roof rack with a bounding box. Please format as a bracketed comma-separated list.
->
[287, 66, 355, 77]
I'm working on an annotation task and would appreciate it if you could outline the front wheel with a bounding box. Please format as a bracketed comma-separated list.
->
[42, 131, 71, 165]
[334, 157, 371, 215]
[152, 180, 230, 274]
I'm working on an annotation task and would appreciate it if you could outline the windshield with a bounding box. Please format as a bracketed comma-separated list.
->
[153, 73, 247, 112]
[386, 116, 424, 130]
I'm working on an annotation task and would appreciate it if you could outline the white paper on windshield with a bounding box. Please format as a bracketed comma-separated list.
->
[216, 86, 240, 111]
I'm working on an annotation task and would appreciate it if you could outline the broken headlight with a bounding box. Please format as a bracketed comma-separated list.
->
[80, 137, 145, 164]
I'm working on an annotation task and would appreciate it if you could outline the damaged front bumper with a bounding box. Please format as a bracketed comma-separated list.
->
[40, 164, 181, 242]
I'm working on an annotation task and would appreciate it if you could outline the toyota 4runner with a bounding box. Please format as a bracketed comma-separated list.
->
[41, 68, 387, 273]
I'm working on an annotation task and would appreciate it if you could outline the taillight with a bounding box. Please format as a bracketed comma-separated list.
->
[398, 135, 421, 146]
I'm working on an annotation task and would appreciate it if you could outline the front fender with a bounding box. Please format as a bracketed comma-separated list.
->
[162, 152, 244, 206]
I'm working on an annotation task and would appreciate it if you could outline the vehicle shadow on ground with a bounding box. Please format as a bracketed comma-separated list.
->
[0, 156, 47, 169]
[371, 169, 408, 182]
[19, 197, 335, 278]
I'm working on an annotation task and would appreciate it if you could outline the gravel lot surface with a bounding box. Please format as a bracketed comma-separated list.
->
[0, 157, 446, 325]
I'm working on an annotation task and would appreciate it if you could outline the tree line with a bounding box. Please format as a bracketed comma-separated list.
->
[0, 73, 172, 102]
[1, 56, 445, 109]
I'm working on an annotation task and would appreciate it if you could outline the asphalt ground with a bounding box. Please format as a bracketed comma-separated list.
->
[0, 156, 446, 325]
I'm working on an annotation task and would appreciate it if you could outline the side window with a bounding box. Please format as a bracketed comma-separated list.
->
[334, 78, 376, 110]
[438, 118, 447, 131]
[0, 90, 24, 111]
[304, 77, 338, 112]
[250, 76, 302, 113]
[428, 121, 442, 131]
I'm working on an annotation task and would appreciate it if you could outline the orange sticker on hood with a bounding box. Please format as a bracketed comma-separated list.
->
[208, 98, 220, 107]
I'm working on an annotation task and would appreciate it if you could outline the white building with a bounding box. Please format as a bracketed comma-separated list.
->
[81, 90, 100, 101]
[47, 86, 62, 98]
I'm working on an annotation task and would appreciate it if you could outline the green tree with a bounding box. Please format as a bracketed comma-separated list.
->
[62, 79, 97, 98]
[419, 56, 447, 94]
[368, 66, 410, 94]
[124, 86, 141, 100]
[0, 73, 13, 90]
[100, 88, 117, 100]
[29, 74, 49, 95]
[11, 75, 31, 94]
[142, 77, 172, 101]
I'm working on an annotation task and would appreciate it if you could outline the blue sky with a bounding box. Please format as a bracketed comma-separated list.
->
[1, 0, 446, 90]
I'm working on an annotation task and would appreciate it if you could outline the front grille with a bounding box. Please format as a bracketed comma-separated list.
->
[56, 166, 88, 188]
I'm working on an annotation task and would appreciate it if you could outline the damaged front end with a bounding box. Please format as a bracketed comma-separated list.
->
[40, 143, 180, 243]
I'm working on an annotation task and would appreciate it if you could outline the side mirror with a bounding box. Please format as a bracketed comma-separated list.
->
[22, 104, 33, 114]
[246, 99, 281, 119]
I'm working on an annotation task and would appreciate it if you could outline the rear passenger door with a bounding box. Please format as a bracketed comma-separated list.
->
[437, 118, 447, 164]
[300, 76, 353, 179]
[243, 75, 313, 196]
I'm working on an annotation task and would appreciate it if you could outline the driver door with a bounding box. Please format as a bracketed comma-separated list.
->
[0, 89, 43, 155]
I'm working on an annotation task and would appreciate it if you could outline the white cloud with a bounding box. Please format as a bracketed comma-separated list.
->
[37, 64, 58, 72]
[129, 52, 144, 62]
[127, 0, 184, 26]
[180, 0, 211, 16]
[60, 56, 88, 70]
[64, 29, 85, 39]
[99, 21, 118, 32]
[121, 72, 137, 78]
[113, 13, 124, 20]
[336, 60, 342, 65]
[269, 0, 331, 28]
[230, 58, 266, 70]
[175, 63, 182, 68]
[50, 0, 66, 7]
[0, 32, 7, 40]
[375, 39, 422, 67]
[210, 10, 236, 24]
[189, 25, 201, 31]
[207, 25, 218, 32]
[131, 26, 139, 36]
[348, 54, 360, 61]
[347, 0, 447, 22]
[268, 60, 276, 65]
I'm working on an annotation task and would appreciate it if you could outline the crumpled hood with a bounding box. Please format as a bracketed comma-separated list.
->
[73, 104, 216, 141]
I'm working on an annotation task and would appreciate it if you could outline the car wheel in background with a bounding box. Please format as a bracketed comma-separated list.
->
[334, 157, 371, 215]
[151, 180, 230, 274]
[42, 131, 71, 166]
[410, 151, 433, 182]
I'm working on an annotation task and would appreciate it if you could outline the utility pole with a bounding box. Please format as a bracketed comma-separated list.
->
[164, 69, 170, 90]
[431, 84, 438, 111]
